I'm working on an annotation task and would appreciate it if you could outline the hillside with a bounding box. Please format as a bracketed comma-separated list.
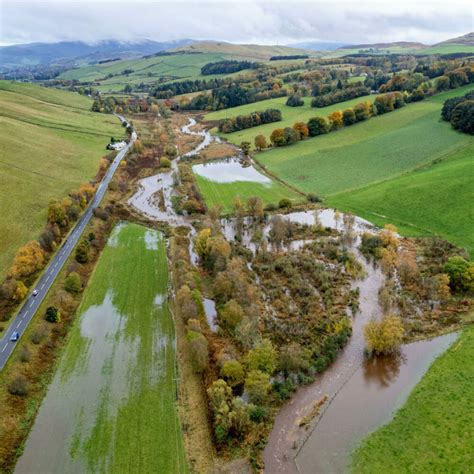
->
[340, 41, 427, 49]
[171, 41, 313, 59]
[0, 81, 123, 278]
[435, 32, 474, 46]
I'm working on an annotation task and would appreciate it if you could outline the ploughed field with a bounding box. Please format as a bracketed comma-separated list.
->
[15, 223, 187, 473]
[352, 326, 474, 473]
[0, 81, 123, 278]
[257, 86, 474, 254]
[204, 94, 378, 146]
[192, 157, 303, 214]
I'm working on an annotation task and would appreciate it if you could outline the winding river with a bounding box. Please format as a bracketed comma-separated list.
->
[128, 118, 458, 474]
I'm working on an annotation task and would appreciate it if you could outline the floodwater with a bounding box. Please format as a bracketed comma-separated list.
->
[203, 298, 219, 332]
[15, 224, 186, 473]
[193, 157, 272, 184]
[295, 332, 458, 474]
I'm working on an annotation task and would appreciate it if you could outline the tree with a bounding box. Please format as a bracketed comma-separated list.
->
[278, 198, 292, 209]
[254, 134, 267, 150]
[353, 101, 372, 122]
[240, 141, 251, 156]
[160, 157, 171, 168]
[8, 376, 29, 397]
[286, 94, 304, 107]
[45, 306, 61, 323]
[443, 256, 474, 292]
[293, 122, 309, 138]
[10, 241, 45, 279]
[64, 272, 82, 293]
[307, 116, 329, 136]
[48, 200, 68, 227]
[177, 285, 199, 322]
[187, 331, 209, 373]
[270, 128, 285, 146]
[342, 108, 356, 126]
[450, 100, 474, 134]
[247, 196, 264, 220]
[328, 111, 344, 130]
[75, 240, 90, 264]
[221, 360, 245, 387]
[219, 299, 245, 331]
[246, 339, 278, 374]
[12, 280, 28, 302]
[279, 342, 310, 375]
[245, 370, 271, 404]
[432, 273, 451, 302]
[283, 126, 300, 144]
[364, 315, 404, 355]
[194, 228, 211, 260]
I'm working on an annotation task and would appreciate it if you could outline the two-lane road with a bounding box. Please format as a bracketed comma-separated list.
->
[0, 122, 135, 371]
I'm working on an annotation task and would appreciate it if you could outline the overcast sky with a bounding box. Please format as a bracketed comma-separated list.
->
[1, 0, 472, 46]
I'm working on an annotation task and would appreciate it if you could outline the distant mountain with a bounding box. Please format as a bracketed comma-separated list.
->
[0, 39, 194, 70]
[434, 32, 474, 46]
[340, 41, 427, 50]
[288, 41, 349, 51]
[171, 41, 314, 60]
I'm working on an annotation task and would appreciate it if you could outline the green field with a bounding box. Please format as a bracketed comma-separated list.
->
[16, 223, 187, 473]
[204, 94, 377, 146]
[328, 144, 474, 256]
[58, 53, 254, 92]
[0, 80, 123, 279]
[193, 172, 303, 214]
[352, 326, 474, 473]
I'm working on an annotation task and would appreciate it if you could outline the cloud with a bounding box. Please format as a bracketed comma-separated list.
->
[1, 0, 472, 46]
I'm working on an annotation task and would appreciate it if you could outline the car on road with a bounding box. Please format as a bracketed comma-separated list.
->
[10, 331, 20, 342]
[32, 289, 38, 296]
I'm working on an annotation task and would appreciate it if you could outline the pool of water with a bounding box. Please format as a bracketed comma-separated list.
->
[193, 157, 272, 184]
[203, 298, 218, 332]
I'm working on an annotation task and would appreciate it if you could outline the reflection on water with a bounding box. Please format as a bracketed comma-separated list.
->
[193, 157, 272, 184]
[294, 332, 458, 474]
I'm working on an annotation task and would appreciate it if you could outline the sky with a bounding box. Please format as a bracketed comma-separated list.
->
[0, 0, 472, 46]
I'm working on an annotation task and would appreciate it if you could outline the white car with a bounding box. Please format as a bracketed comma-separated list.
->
[32, 289, 39, 297]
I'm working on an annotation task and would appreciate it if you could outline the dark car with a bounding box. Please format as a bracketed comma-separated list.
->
[10, 331, 20, 342]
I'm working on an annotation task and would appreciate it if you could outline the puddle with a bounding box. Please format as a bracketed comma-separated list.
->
[193, 157, 272, 184]
[144, 228, 160, 250]
[295, 332, 458, 474]
[203, 298, 218, 332]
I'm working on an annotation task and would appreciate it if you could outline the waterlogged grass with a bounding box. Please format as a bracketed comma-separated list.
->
[204, 94, 377, 146]
[328, 144, 474, 257]
[194, 173, 303, 214]
[0, 80, 123, 278]
[258, 86, 474, 197]
[16, 223, 187, 473]
[352, 326, 474, 473]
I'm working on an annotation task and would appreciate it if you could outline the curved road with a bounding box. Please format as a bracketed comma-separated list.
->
[0, 116, 135, 371]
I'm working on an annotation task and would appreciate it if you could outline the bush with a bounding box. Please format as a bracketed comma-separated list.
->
[286, 94, 304, 107]
[8, 376, 29, 397]
[30, 326, 48, 344]
[19, 345, 31, 363]
[443, 256, 474, 292]
[245, 370, 271, 404]
[64, 272, 82, 293]
[278, 198, 292, 209]
[45, 306, 61, 323]
[161, 157, 171, 168]
[307, 193, 322, 203]
[264, 203, 277, 212]
[221, 360, 245, 387]
[364, 315, 404, 355]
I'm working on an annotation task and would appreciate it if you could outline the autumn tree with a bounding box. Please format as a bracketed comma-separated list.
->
[240, 141, 251, 156]
[75, 239, 90, 264]
[64, 272, 82, 293]
[219, 299, 244, 331]
[247, 196, 264, 220]
[246, 338, 278, 374]
[245, 370, 271, 404]
[187, 330, 209, 373]
[279, 342, 310, 375]
[221, 359, 245, 387]
[48, 200, 68, 227]
[342, 108, 356, 126]
[293, 122, 309, 139]
[10, 241, 45, 279]
[328, 111, 344, 130]
[364, 315, 404, 355]
[176, 285, 199, 322]
[254, 134, 267, 150]
[270, 128, 285, 146]
[12, 280, 28, 302]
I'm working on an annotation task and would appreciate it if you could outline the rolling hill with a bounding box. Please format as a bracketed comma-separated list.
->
[0, 81, 123, 278]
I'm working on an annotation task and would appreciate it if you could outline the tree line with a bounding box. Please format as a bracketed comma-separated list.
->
[218, 108, 282, 133]
[201, 60, 260, 75]
[441, 90, 474, 135]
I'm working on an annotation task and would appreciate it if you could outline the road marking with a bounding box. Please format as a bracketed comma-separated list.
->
[29, 300, 34, 307]
[2, 343, 7, 353]
[16, 321, 21, 329]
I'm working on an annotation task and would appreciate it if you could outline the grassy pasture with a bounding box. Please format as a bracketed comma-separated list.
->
[193, 173, 303, 214]
[16, 223, 188, 473]
[352, 326, 474, 473]
[328, 144, 474, 257]
[257, 86, 474, 197]
[0, 81, 123, 279]
[204, 94, 377, 146]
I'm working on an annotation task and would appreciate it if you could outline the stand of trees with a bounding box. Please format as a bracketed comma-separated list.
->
[219, 109, 282, 133]
[311, 85, 370, 108]
[201, 60, 260, 75]
[270, 55, 308, 60]
[441, 91, 474, 135]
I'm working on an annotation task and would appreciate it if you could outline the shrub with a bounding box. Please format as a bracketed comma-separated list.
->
[307, 193, 322, 203]
[64, 272, 82, 293]
[443, 256, 474, 292]
[19, 345, 31, 363]
[187, 330, 209, 373]
[45, 306, 61, 323]
[286, 94, 304, 107]
[30, 326, 48, 344]
[161, 157, 171, 168]
[245, 370, 271, 404]
[264, 203, 277, 212]
[364, 315, 404, 355]
[8, 376, 29, 397]
[221, 360, 245, 387]
[278, 198, 292, 209]
[219, 299, 244, 331]
[246, 339, 278, 374]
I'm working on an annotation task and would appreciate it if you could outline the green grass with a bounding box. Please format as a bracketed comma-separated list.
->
[16, 223, 188, 473]
[193, 173, 303, 214]
[58, 53, 254, 92]
[258, 86, 474, 197]
[0, 80, 123, 279]
[204, 94, 377, 146]
[352, 326, 474, 473]
[328, 144, 474, 257]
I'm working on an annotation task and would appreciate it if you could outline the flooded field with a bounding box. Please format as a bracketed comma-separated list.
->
[15, 223, 187, 474]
